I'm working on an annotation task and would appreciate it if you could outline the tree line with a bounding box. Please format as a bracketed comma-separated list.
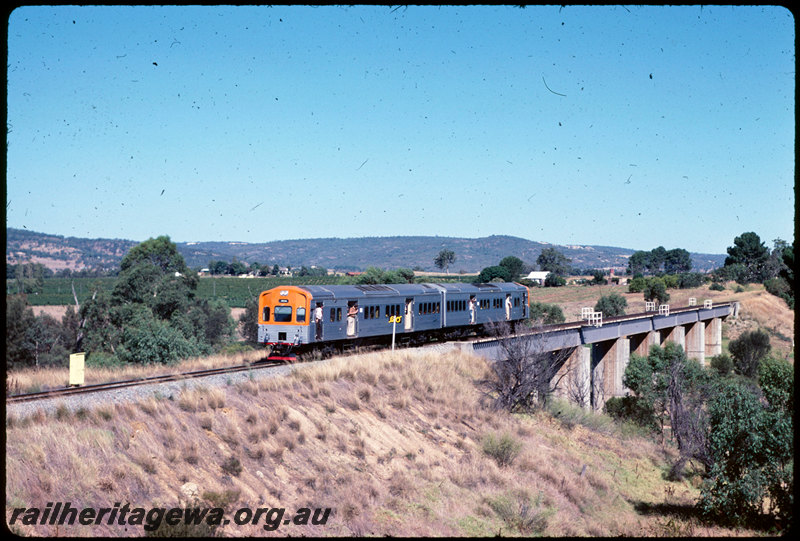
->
[7, 236, 237, 369]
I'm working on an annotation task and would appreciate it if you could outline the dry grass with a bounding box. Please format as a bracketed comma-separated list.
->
[6, 348, 267, 395]
[5, 348, 767, 537]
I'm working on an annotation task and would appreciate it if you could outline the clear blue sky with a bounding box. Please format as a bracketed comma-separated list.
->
[6, 5, 795, 255]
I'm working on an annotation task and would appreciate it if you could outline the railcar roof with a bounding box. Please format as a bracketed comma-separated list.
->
[285, 282, 525, 300]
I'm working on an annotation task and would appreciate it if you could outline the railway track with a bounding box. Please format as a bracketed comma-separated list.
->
[6, 359, 285, 405]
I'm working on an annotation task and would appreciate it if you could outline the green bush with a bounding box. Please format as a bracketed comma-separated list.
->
[528, 301, 565, 324]
[594, 293, 627, 317]
[643, 277, 670, 305]
[764, 277, 794, 309]
[678, 272, 706, 289]
[709, 282, 725, 291]
[708, 353, 734, 377]
[486, 490, 550, 535]
[628, 276, 647, 293]
[117, 317, 204, 365]
[544, 273, 566, 287]
[728, 329, 771, 379]
[481, 432, 522, 467]
[663, 274, 680, 289]
[603, 396, 659, 432]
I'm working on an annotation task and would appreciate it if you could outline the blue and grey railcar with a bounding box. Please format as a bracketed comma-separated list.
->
[257, 282, 528, 358]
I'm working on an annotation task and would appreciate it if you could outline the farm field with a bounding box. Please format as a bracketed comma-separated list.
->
[7, 275, 348, 308]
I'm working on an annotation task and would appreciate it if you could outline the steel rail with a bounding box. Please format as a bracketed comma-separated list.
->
[6, 359, 283, 404]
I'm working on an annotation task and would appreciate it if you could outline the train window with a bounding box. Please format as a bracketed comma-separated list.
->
[274, 306, 292, 322]
[376, 306, 381, 318]
[263, 306, 270, 321]
[337, 308, 342, 321]
[297, 307, 306, 323]
[329, 308, 335, 322]
[435, 303, 440, 313]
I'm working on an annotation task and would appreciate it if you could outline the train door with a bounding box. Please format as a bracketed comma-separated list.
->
[346, 301, 359, 337]
[404, 298, 414, 331]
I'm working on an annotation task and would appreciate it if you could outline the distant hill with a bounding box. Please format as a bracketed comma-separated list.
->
[5, 228, 726, 274]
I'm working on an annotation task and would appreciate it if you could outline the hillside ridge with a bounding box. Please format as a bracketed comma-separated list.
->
[5, 228, 726, 273]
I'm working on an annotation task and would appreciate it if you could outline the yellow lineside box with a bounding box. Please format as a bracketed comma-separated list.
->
[69, 352, 85, 386]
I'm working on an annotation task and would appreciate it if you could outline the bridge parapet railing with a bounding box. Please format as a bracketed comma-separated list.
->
[645, 301, 656, 312]
[658, 304, 670, 316]
[703, 300, 713, 309]
[586, 311, 603, 327]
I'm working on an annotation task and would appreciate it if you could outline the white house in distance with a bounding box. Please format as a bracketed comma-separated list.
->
[524, 271, 550, 285]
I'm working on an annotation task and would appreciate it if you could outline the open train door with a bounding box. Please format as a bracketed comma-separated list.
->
[404, 298, 414, 331]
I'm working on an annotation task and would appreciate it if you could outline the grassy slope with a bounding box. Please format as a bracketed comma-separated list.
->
[6, 350, 762, 537]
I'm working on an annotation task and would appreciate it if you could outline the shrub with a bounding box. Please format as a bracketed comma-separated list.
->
[220, 456, 242, 477]
[663, 274, 680, 289]
[481, 432, 522, 467]
[86, 351, 124, 369]
[477, 265, 512, 283]
[699, 381, 769, 526]
[708, 354, 734, 377]
[643, 277, 670, 305]
[544, 273, 566, 287]
[678, 272, 706, 289]
[486, 490, 550, 534]
[117, 316, 203, 365]
[528, 302, 565, 324]
[594, 293, 627, 317]
[628, 276, 647, 293]
[709, 282, 725, 291]
[764, 277, 794, 309]
[603, 396, 659, 432]
[728, 329, 771, 379]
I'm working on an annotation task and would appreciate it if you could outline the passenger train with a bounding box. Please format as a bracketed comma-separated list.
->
[258, 282, 529, 359]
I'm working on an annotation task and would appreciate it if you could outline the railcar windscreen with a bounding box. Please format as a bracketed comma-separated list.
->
[274, 306, 293, 322]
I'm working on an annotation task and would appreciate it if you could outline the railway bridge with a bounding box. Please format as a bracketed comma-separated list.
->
[457, 301, 738, 410]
